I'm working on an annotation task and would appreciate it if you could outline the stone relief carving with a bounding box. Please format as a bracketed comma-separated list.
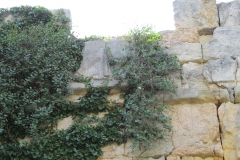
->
[75, 40, 112, 79]
[75, 39, 127, 80]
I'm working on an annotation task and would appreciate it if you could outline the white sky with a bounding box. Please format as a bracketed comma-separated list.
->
[1, 0, 233, 38]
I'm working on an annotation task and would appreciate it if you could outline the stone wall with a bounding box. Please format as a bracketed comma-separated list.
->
[66, 0, 240, 159]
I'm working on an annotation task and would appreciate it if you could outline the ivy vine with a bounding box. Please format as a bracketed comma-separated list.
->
[0, 6, 180, 160]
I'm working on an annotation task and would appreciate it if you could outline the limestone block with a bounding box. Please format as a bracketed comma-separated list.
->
[107, 93, 124, 106]
[173, 0, 219, 35]
[169, 103, 223, 157]
[167, 156, 222, 160]
[75, 40, 112, 79]
[159, 29, 199, 44]
[182, 62, 208, 89]
[68, 81, 126, 95]
[138, 157, 165, 160]
[57, 116, 73, 130]
[236, 57, 240, 82]
[218, 102, 240, 160]
[202, 27, 240, 61]
[162, 88, 229, 105]
[163, 43, 202, 64]
[203, 57, 237, 88]
[218, 0, 240, 27]
[129, 137, 174, 158]
[106, 39, 128, 58]
[99, 142, 131, 160]
[234, 86, 240, 103]
[198, 35, 213, 44]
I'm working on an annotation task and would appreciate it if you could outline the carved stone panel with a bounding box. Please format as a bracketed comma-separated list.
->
[75, 40, 112, 79]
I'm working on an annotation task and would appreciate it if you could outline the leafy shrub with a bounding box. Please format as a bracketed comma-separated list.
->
[109, 25, 181, 150]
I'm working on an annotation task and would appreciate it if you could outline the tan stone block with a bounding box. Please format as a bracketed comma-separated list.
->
[218, 102, 240, 160]
[159, 29, 199, 43]
[198, 35, 213, 44]
[173, 0, 219, 34]
[57, 116, 74, 130]
[107, 93, 124, 106]
[169, 103, 223, 157]
[167, 156, 181, 160]
[163, 43, 202, 64]
[203, 27, 240, 61]
[162, 88, 218, 105]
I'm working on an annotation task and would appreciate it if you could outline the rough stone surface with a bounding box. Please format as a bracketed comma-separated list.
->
[182, 63, 208, 89]
[236, 57, 240, 82]
[198, 35, 213, 44]
[159, 29, 199, 44]
[218, 102, 240, 160]
[57, 116, 73, 130]
[203, 57, 237, 88]
[173, 0, 219, 34]
[169, 103, 223, 157]
[202, 26, 240, 61]
[106, 39, 128, 58]
[162, 88, 229, 105]
[163, 43, 202, 64]
[234, 86, 240, 103]
[128, 137, 173, 158]
[68, 80, 126, 95]
[167, 156, 222, 160]
[75, 40, 112, 79]
[218, 0, 240, 27]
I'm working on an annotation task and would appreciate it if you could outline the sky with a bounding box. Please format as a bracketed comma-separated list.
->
[1, 0, 233, 38]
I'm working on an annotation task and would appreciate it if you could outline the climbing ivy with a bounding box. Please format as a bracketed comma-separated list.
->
[109, 25, 181, 150]
[0, 6, 180, 160]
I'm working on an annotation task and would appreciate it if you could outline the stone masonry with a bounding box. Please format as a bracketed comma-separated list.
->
[64, 0, 240, 159]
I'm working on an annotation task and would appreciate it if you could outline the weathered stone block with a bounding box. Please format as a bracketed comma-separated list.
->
[169, 103, 223, 157]
[163, 43, 202, 64]
[198, 35, 213, 44]
[218, 102, 240, 160]
[159, 29, 199, 44]
[182, 63, 208, 89]
[202, 26, 240, 61]
[167, 156, 222, 160]
[75, 40, 112, 79]
[203, 57, 237, 88]
[173, 0, 219, 35]
[218, 0, 240, 27]
[106, 39, 128, 58]
[162, 88, 229, 105]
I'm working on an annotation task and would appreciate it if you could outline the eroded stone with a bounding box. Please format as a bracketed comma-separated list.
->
[163, 43, 202, 64]
[203, 26, 240, 61]
[169, 103, 223, 157]
[173, 0, 219, 35]
[218, 0, 240, 27]
[218, 102, 240, 160]
[182, 63, 208, 89]
[162, 88, 229, 105]
[203, 57, 237, 88]
[159, 29, 199, 44]
[75, 40, 112, 79]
